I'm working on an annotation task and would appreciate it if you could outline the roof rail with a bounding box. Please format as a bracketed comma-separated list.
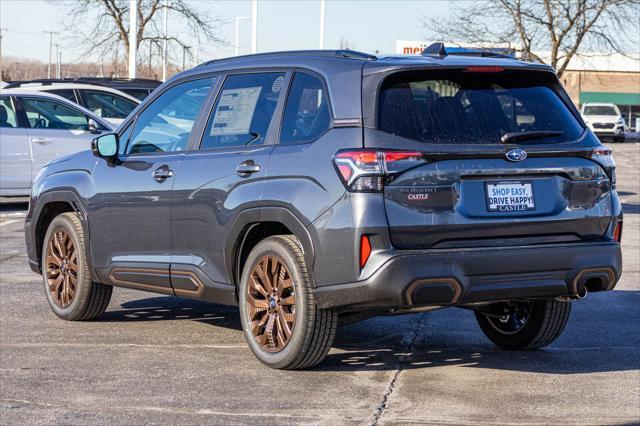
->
[4, 77, 161, 90]
[72, 77, 161, 85]
[4, 78, 105, 89]
[421, 42, 515, 59]
[201, 49, 377, 67]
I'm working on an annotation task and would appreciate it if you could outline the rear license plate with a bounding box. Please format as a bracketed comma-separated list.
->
[486, 181, 535, 212]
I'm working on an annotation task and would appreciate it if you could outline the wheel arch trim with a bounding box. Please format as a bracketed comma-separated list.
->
[225, 207, 316, 288]
[29, 189, 90, 275]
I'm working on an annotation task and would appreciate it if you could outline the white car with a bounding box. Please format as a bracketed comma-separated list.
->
[0, 89, 114, 197]
[3, 81, 140, 126]
[581, 103, 625, 142]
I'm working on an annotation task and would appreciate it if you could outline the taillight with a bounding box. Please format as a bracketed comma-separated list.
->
[591, 146, 616, 186]
[360, 234, 372, 268]
[334, 150, 426, 192]
[613, 221, 623, 243]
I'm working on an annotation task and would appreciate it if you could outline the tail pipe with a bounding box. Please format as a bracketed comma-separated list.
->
[571, 268, 616, 299]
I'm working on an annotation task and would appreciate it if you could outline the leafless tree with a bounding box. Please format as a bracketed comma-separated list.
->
[422, 0, 640, 76]
[56, 0, 226, 72]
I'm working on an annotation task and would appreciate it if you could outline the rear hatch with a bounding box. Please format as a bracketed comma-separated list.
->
[367, 67, 613, 249]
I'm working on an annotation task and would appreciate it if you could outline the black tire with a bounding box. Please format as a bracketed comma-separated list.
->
[239, 235, 338, 369]
[42, 212, 112, 321]
[474, 299, 571, 350]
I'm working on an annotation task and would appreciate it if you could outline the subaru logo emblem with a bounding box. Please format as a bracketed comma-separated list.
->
[506, 149, 527, 162]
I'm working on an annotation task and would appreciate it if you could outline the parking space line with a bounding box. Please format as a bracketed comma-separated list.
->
[1, 398, 338, 421]
[0, 219, 22, 228]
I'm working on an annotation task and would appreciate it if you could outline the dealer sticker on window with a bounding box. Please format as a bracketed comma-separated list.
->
[486, 181, 535, 212]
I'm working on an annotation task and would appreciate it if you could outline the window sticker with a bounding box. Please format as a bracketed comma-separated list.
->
[210, 87, 262, 135]
[272, 76, 285, 93]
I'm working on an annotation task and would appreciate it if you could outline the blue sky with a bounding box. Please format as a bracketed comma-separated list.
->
[0, 0, 451, 62]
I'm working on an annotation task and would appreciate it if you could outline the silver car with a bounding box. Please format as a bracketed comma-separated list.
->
[4, 82, 141, 127]
[0, 89, 114, 197]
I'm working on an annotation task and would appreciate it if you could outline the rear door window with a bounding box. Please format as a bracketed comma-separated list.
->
[280, 72, 331, 144]
[80, 90, 137, 119]
[48, 89, 77, 103]
[378, 69, 583, 144]
[0, 97, 18, 128]
[200, 72, 285, 149]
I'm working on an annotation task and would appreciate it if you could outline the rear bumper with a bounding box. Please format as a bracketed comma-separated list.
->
[313, 242, 622, 310]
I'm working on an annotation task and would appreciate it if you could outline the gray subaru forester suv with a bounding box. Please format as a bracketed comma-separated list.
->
[25, 45, 623, 369]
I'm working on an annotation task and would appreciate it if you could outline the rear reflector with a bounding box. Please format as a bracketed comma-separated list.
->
[613, 221, 623, 243]
[360, 235, 372, 268]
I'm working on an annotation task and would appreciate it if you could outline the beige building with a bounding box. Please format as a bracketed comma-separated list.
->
[559, 54, 640, 130]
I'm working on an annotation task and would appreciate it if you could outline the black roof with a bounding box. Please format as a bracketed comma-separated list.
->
[194, 45, 551, 75]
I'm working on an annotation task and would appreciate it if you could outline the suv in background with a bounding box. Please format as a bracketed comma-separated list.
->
[66, 77, 162, 101]
[581, 102, 625, 142]
[24, 46, 622, 369]
[4, 80, 140, 126]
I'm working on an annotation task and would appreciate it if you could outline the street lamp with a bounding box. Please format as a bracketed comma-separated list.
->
[235, 16, 251, 56]
[251, 0, 258, 53]
[182, 45, 191, 71]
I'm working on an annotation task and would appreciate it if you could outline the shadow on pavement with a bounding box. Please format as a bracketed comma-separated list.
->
[622, 202, 639, 214]
[101, 297, 242, 331]
[97, 289, 640, 375]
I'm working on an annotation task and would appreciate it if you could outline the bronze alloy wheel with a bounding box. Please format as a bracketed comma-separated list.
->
[45, 229, 78, 308]
[247, 255, 296, 352]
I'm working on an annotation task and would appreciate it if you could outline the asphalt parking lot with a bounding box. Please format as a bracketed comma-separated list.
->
[1, 143, 638, 425]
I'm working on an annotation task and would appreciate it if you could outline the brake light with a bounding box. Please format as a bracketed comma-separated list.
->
[334, 150, 426, 192]
[613, 221, 622, 243]
[360, 235, 372, 268]
[464, 66, 504, 73]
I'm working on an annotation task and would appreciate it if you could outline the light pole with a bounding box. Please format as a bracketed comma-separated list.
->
[162, 0, 168, 81]
[319, 0, 325, 49]
[251, 0, 258, 53]
[0, 28, 6, 81]
[128, 0, 138, 78]
[44, 31, 59, 78]
[54, 44, 60, 78]
[235, 16, 250, 56]
[182, 45, 191, 71]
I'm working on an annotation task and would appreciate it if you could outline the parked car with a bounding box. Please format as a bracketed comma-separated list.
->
[3, 81, 140, 126]
[25, 46, 622, 369]
[581, 102, 626, 142]
[0, 89, 113, 197]
[68, 77, 162, 100]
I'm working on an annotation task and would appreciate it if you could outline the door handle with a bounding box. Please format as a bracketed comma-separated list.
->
[31, 137, 52, 145]
[236, 161, 261, 176]
[153, 166, 174, 182]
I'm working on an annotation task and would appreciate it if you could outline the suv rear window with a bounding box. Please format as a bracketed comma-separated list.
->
[378, 69, 583, 144]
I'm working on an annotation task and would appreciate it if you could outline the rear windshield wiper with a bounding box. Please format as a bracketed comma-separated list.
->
[500, 131, 563, 144]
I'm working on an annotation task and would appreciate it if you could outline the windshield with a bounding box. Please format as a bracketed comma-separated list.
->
[378, 69, 583, 144]
[583, 105, 617, 116]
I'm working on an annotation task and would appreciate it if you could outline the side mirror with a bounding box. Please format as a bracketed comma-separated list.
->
[88, 118, 102, 135]
[91, 133, 119, 163]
